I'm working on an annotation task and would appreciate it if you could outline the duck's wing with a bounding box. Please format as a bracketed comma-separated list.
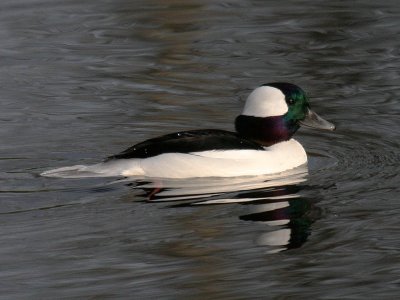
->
[107, 129, 263, 160]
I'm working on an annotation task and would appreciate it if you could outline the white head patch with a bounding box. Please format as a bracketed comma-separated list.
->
[241, 86, 288, 117]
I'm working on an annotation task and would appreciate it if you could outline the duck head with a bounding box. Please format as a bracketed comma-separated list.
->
[235, 82, 335, 146]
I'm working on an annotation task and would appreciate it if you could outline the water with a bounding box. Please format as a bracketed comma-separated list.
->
[1, 0, 399, 298]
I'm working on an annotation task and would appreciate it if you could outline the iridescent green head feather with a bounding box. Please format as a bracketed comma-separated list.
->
[263, 82, 309, 123]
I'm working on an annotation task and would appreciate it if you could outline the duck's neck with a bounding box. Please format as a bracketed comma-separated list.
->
[235, 115, 299, 147]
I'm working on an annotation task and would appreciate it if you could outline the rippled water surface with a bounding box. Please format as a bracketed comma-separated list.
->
[1, 0, 399, 298]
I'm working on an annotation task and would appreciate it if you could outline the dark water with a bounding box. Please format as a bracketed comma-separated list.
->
[1, 0, 399, 298]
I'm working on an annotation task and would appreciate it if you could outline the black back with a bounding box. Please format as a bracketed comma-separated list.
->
[107, 129, 264, 160]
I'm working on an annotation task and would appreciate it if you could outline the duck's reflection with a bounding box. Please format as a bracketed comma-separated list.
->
[126, 166, 321, 253]
[240, 195, 320, 253]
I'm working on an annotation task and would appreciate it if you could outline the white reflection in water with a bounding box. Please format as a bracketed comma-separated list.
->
[121, 164, 321, 253]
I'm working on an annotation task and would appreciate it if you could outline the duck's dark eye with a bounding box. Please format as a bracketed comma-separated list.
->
[288, 98, 295, 105]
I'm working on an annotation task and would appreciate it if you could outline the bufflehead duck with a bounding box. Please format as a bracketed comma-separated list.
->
[41, 83, 335, 179]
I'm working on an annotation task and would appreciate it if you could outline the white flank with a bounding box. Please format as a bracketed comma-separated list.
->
[242, 86, 288, 117]
[41, 138, 307, 179]
[40, 160, 144, 178]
